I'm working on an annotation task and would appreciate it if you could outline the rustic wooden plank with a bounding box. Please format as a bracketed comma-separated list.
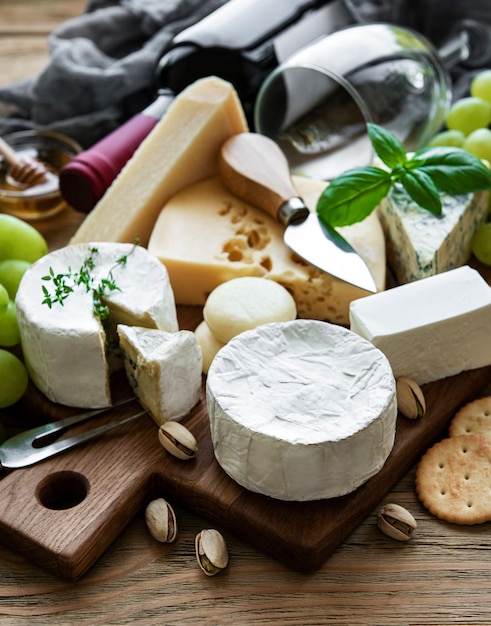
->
[3, 1, 491, 624]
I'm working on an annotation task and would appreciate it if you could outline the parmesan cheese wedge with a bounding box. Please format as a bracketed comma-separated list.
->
[70, 76, 248, 246]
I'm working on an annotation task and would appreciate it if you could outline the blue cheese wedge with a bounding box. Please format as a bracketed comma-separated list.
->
[117, 325, 202, 426]
[15, 243, 178, 408]
[349, 266, 491, 385]
[378, 186, 487, 284]
[206, 319, 397, 501]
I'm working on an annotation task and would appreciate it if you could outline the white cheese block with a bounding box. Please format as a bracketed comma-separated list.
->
[206, 320, 397, 501]
[378, 186, 487, 284]
[15, 243, 178, 408]
[349, 265, 491, 385]
[70, 76, 248, 246]
[148, 176, 386, 325]
[117, 325, 202, 426]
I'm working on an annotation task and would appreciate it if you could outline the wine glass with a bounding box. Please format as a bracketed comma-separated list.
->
[254, 23, 453, 180]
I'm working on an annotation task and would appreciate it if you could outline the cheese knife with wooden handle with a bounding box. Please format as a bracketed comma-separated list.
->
[218, 132, 377, 293]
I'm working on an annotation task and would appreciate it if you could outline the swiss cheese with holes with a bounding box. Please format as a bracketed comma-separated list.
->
[148, 176, 386, 325]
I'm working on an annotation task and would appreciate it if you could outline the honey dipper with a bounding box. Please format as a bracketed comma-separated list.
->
[0, 136, 49, 187]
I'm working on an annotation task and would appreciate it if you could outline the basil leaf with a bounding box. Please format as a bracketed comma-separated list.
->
[400, 168, 442, 216]
[408, 147, 491, 194]
[316, 166, 392, 227]
[367, 122, 407, 169]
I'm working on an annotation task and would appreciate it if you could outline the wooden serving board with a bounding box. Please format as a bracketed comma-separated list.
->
[0, 208, 490, 580]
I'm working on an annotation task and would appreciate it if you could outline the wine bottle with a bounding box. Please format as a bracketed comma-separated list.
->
[60, 0, 351, 213]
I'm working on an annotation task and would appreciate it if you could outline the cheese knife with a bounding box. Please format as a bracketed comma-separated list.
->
[218, 132, 377, 293]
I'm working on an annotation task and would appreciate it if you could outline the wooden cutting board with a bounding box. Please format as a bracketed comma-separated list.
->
[0, 208, 490, 580]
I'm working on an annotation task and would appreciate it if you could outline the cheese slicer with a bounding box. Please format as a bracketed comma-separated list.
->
[0, 136, 49, 187]
[218, 132, 377, 293]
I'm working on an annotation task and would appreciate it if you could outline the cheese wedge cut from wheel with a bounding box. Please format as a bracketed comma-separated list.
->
[15, 243, 178, 408]
[117, 325, 202, 425]
[70, 76, 248, 246]
[206, 320, 397, 501]
[148, 176, 386, 325]
[349, 265, 491, 385]
[378, 187, 487, 284]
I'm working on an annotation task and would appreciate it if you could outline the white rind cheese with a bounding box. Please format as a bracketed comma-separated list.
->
[378, 186, 487, 284]
[15, 243, 178, 408]
[148, 176, 386, 325]
[117, 325, 202, 426]
[349, 265, 491, 385]
[206, 320, 397, 501]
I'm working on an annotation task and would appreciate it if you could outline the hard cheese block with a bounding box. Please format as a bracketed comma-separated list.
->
[206, 319, 397, 501]
[349, 265, 491, 385]
[15, 243, 178, 408]
[148, 176, 386, 325]
[378, 186, 487, 284]
[70, 76, 248, 246]
[117, 325, 202, 426]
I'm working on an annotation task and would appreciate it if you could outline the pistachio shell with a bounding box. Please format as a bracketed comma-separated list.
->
[158, 421, 197, 460]
[377, 502, 417, 541]
[195, 529, 229, 576]
[396, 376, 426, 419]
[145, 498, 177, 543]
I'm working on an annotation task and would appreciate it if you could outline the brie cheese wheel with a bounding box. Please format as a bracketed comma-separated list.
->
[148, 176, 386, 325]
[117, 325, 202, 425]
[206, 320, 397, 501]
[349, 265, 491, 385]
[378, 186, 487, 284]
[15, 242, 178, 408]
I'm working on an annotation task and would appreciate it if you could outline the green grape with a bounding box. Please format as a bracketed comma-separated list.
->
[0, 300, 21, 347]
[0, 284, 8, 312]
[0, 214, 48, 263]
[0, 349, 28, 409]
[463, 128, 491, 161]
[427, 129, 465, 148]
[471, 223, 491, 265]
[0, 259, 31, 299]
[471, 70, 491, 106]
[445, 97, 491, 136]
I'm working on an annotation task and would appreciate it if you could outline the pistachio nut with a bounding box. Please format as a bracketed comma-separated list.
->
[195, 529, 229, 576]
[396, 376, 426, 419]
[145, 498, 177, 543]
[158, 421, 198, 460]
[377, 502, 417, 541]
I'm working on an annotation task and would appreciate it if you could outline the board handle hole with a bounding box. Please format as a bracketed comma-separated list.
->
[36, 471, 90, 510]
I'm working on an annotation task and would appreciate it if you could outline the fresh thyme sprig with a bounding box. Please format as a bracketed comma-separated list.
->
[41, 240, 139, 320]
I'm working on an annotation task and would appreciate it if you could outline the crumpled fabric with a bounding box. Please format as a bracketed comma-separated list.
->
[0, 0, 226, 147]
[0, 0, 490, 147]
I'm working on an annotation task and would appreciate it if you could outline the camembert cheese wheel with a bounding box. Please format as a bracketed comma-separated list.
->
[206, 320, 397, 501]
[16, 242, 178, 408]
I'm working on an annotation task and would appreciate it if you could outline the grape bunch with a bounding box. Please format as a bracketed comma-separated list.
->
[0, 214, 47, 409]
[427, 69, 491, 266]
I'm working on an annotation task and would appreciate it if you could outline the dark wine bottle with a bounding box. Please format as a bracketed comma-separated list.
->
[59, 0, 351, 213]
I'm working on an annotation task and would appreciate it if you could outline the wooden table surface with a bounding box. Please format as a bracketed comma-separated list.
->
[3, 2, 491, 625]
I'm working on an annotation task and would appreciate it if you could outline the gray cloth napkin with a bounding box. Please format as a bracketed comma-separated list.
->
[1, 0, 490, 148]
[0, 0, 226, 147]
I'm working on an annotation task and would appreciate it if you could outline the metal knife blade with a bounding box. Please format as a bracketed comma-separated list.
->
[218, 132, 377, 293]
